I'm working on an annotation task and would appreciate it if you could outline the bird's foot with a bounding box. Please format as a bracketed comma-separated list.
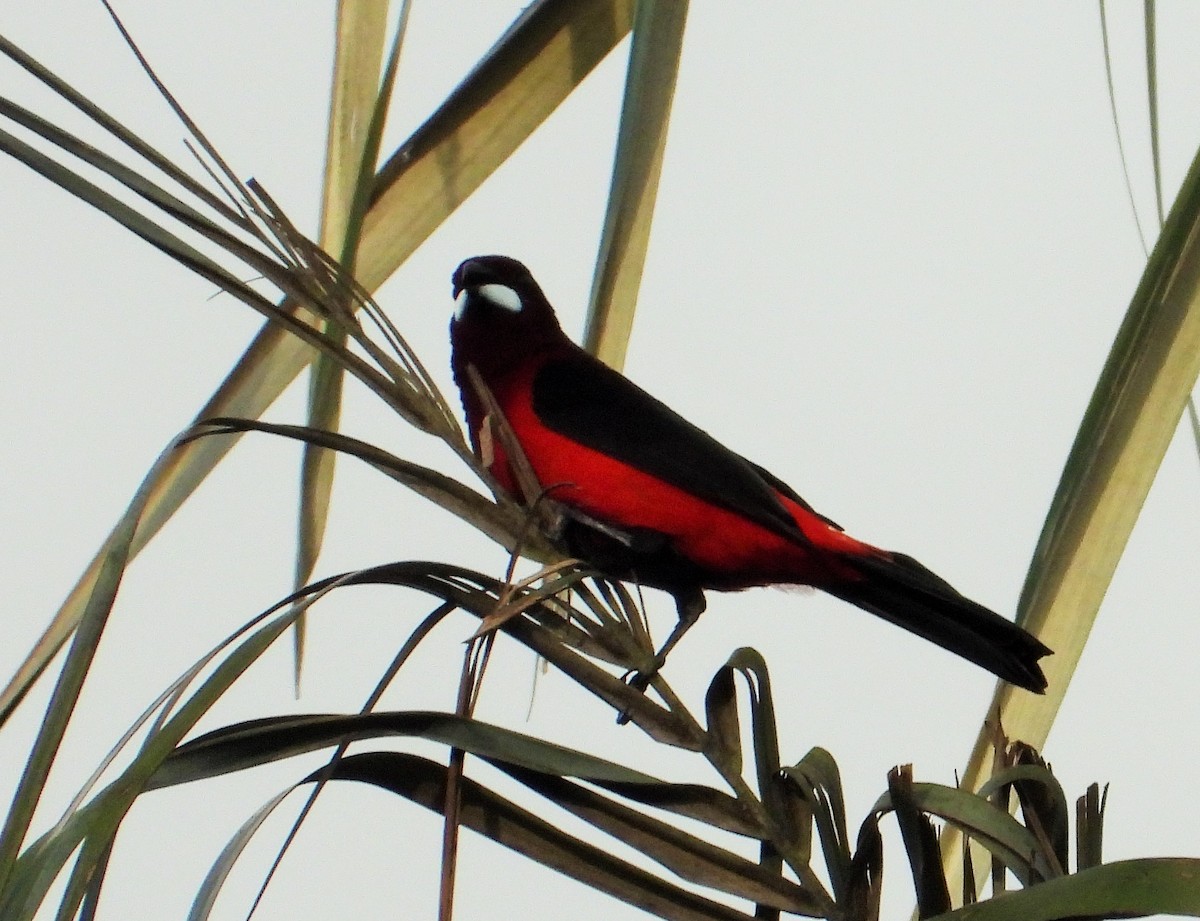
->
[615, 589, 706, 725]
[616, 659, 664, 725]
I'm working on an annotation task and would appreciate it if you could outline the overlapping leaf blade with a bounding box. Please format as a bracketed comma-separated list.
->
[327, 752, 761, 921]
[924, 857, 1200, 921]
[147, 714, 819, 914]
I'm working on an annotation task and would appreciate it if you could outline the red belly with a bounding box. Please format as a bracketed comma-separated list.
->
[479, 376, 873, 589]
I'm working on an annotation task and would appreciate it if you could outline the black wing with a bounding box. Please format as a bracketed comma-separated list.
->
[531, 352, 820, 544]
[740, 457, 842, 531]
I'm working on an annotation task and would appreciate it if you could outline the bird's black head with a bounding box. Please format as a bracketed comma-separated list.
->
[449, 255, 568, 384]
[450, 255, 561, 332]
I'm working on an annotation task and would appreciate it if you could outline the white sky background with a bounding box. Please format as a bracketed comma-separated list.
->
[2, 2, 1199, 919]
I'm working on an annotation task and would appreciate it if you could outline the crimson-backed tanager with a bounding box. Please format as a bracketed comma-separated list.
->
[449, 255, 1050, 693]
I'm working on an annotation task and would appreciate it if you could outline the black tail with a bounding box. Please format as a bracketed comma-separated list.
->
[827, 552, 1051, 693]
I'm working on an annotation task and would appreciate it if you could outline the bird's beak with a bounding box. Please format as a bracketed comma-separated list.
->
[452, 278, 472, 320]
[452, 258, 484, 300]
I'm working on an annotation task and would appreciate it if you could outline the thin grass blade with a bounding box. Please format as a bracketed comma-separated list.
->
[888, 766, 951, 919]
[325, 752, 759, 921]
[943, 136, 1200, 898]
[274, 559, 701, 746]
[720, 648, 800, 911]
[0, 438, 163, 891]
[150, 711, 663, 790]
[781, 747, 851, 901]
[976, 762, 1068, 877]
[0, 34, 247, 226]
[1075, 782, 1108, 872]
[191, 418, 540, 554]
[0, 601, 303, 921]
[495, 763, 820, 913]
[187, 788, 295, 921]
[583, 0, 689, 370]
[294, 0, 401, 686]
[317, 0, 392, 257]
[874, 782, 1052, 887]
[702, 666, 741, 776]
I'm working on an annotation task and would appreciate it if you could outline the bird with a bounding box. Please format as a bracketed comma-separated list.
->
[448, 255, 1051, 693]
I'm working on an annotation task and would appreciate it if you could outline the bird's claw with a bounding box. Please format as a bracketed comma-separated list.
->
[615, 657, 665, 725]
[614, 591, 705, 725]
